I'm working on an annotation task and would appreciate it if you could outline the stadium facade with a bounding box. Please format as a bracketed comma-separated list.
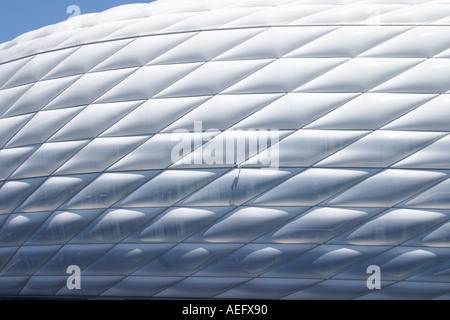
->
[1, 0, 450, 299]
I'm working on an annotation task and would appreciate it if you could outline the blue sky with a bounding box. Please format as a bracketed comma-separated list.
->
[0, 0, 153, 44]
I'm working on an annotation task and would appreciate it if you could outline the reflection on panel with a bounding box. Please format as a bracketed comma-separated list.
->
[134, 243, 240, 276]
[118, 169, 226, 207]
[154, 277, 250, 298]
[256, 207, 382, 244]
[180, 168, 299, 206]
[71, 208, 163, 243]
[125, 207, 232, 243]
[250, 168, 374, 206]
[329, 209, 448, 246]
[25, 210, 103, 245]
[187, 207, 306, 243]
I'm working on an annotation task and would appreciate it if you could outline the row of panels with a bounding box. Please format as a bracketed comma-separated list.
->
[2, 129, 450, 179]
[4, 24, 450, 90]
[3, 276, 450, 300]
[3, 56, 450, 120]
[3, 1, 450, 63]
[0, 206, 449, 246]
[1, 168, 450, 213]
[1, 243, 450, 280]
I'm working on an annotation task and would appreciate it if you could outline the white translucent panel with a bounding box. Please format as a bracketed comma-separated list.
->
[196, 244, 313, 277]
[35, 244, 113, 276]
[0, 247, 20, 273]
[361, 26, 450, 58]
[180, 168, 299, 207]
[162, 94, 282, 132]
[151, 28, 263, 64]
[155, 60, 273, 98]
[292, 3, 400, 24]
[187, 206, 306, 243]
[118, 169, 226, 207]
[341, 248, 450, 282]
[3, 75, 80, 117]
[287, 26, 409, 58]
[1, 245, 61, 276]
[383, 95, 450, 131]
[359, 281, 450, 300]
[6, 107, 83, 148]
[231, 92, 359, 130]
[20, 276, 67, 296]
[223, 58, 347, 94]
[297, 58, 423, 93]
[160, 7, 260, 33]
[316, 131, 444, 168]
[44, 68, 137, 110]
[93, 33, 196, 71]
[0, 57, 31, 89]
[101, 276, 183, 297]
[216, 26, 336, 60]
[49, 101, 143, 142]
[25, 209, 103, 245]
[172, 130, 290, 169]
[0, 146, 38, 180]
[373, 4, 450, 24]
[83, 243, 174, 276]
[0, 178, 46, 214]
[325, 169, 447, 207]
[125, 207, 232, 243]
[256, 207, 382, 244]
[62, 171, 159, 210]
[101, 96, 209, 137]
[409, 259, 450, 282]
[401, 179, 450, 209]
[0, 277, 29, 296]
[263, 245, 386, 279]
[104, 12, 194, 40]
[283, 280, 394, 300]
[56, 276, 123, 296]
[96, 63, 202, 103]
[330, 209, 447, 246]
[223, 4, 334, 27]
[216, 278, 320, 300]
[0, 114, 33, 149]
[54, 136, 148, 175]
[70, 208, 163, 243]
[58, 19, 135, 48]
[406, 218, 450, 247]
[11, 140, 90, 179]
[372, 59, 450, 94]
[245, 130, 368, 167]
[17, 174, 99, 213]
[43, 39, 133, 80]
[134, 243, 240, 276]
[7, 31, 80, 65]
[0, 85, 33, 117]
[154, 277, 249, 299]
[394, 135, 450, 169]
[306, 93, 435, 130]
[0, 212, 51, 246]
[3, 48, 77, 88]
[249, 168, 373, 206]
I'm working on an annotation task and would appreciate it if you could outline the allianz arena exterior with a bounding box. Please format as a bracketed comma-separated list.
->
[1, 0, 450, 300]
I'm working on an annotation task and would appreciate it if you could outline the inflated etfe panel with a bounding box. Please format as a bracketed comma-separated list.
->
[1, 0, 450, 299]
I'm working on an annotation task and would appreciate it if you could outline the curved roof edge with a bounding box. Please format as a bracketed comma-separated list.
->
[1, 0, 450, 64]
